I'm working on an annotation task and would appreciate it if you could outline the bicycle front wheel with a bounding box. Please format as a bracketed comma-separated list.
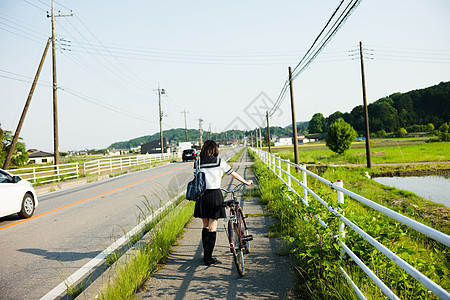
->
[232, 222, 245, 276]
[238, 208, 250, 254]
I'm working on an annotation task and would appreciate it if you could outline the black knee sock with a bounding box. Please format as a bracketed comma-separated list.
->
[202, 228, 208, 258]
[206, 231, 217, 259]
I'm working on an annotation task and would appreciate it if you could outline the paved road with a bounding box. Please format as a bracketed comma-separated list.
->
[0, 148, 240, 300]
[136, 149, 297, 299]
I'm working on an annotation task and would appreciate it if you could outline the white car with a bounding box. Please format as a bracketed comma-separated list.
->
[0, 169, 38, 219]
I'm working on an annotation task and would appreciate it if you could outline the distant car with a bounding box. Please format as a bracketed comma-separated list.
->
[0, 169, 38, 219]
[182, 149, 197, 162]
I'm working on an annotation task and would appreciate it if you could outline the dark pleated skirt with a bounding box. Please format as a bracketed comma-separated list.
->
[194, 189, 226, 219]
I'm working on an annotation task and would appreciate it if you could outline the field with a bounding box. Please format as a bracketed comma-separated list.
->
[265, 138, 450, 165]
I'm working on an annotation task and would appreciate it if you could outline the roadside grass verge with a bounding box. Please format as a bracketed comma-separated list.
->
[249, 150, 449, 299]
[96, 199, 195, 300]
[228, 147, 245, 162]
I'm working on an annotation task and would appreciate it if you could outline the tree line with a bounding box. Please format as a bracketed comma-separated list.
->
[308, 81, 449, 135]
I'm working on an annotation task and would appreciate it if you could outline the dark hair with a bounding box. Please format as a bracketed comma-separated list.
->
[200, 140, 219, 157]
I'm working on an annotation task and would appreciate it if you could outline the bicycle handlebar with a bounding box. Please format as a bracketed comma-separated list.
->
[220, 182, 245, 194]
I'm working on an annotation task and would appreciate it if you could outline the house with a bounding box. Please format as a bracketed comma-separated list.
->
[28, 150, 54, 164]
[141, 138, 170, 154]
[274, 137, 292, 147]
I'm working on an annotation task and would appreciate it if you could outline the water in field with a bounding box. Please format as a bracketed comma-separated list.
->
[373, 175, 450, 207]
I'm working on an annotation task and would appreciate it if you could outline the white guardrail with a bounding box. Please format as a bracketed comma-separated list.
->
[84, 153, 172, 175]
[251, 148, 450, 300]
[9, 163, 79, 184]
[9, 153, 173, 184]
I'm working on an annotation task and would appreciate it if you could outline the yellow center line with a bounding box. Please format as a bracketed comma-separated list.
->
[0, 164, 190, 231]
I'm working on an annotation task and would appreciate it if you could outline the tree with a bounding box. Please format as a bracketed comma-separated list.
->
[377, 130, 387, 138]
[427, 123, 435, 132]
[308, 113, 326, 133]
[325, 119, 357, 155]
[398, 128, 407, 137]
[0, 128, 29, 167]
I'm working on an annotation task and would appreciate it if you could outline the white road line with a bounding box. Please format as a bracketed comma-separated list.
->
[40, 190, 185, 300]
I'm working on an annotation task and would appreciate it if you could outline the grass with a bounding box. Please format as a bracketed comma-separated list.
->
[228, 147, 245, 162]
[249, 148, 449, 299]
[97, 199, 195, 299]
[266, 138, 450, 165]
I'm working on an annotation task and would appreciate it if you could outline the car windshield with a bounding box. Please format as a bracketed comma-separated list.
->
[184, 150, 195, 154]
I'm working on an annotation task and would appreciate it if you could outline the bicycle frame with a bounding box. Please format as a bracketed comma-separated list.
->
[221, 183, 252, 276]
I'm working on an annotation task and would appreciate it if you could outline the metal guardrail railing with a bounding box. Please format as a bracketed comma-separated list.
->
[84, 153, 173, 175]
[8, 153, 174, 184]
[9, 163, 79, 184]
[251, 148, 450, 300]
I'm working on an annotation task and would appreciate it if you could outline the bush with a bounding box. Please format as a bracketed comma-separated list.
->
[325, 119, 357, 155]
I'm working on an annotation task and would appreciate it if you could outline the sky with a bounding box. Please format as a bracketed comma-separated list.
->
[1, 0, 449, 152]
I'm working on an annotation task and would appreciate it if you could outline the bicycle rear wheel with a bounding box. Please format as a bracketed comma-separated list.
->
[238, 208, 250, 254]
[232, 222, 245, 276]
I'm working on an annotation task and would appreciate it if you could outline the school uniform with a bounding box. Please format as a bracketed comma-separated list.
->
[194, 156, 233, 219]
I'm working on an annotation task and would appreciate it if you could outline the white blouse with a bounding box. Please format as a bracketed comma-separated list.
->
[195, 156, 233, 190]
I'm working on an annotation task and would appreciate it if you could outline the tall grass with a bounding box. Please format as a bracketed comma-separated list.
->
[97, 200, 194, 299]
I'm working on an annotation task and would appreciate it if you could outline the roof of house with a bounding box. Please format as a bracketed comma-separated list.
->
[28, 151, 54, 158]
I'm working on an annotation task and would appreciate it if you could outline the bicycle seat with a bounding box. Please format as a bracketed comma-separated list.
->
[222, 199, 239, 207]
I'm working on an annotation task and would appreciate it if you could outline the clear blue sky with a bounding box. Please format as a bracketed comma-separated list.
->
[1, 0, 449, 151]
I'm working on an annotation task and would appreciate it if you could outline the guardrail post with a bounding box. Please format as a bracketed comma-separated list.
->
[287, 159, 291, 189]
[120, 157, 123, 170]
[335, 180, 345, 259]
[302, 164, 308, 204]
[33, 166, 37, 184]
[278, 157, 282, 178]
[97, 160, 100, 174]
[76, 162, 79, 177]
[56, 164, 60, 180]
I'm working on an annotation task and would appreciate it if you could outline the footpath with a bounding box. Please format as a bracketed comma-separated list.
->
[136, 150, 298, 299]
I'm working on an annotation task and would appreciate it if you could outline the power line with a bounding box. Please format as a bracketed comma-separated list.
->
[267, 0, 363, 120]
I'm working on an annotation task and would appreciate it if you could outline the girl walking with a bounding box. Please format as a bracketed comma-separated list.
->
[194, 140, 253, 265]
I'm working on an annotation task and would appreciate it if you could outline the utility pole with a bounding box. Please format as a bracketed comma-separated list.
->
[198, 119, 203, 146]
[47, 0, 72, 165]
[182, 110, 189, 142]
[3, 38, 51, 170]
[359, 41, 372, 168]
[266, 111, 271, 153]
[208, 123, 212, 140]
[258, 127, 262, 151]
[157, 85, 166, 154]
[289, 66, 300, 167]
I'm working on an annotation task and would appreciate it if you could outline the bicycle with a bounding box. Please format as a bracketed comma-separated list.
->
[221, 183, 253, 276]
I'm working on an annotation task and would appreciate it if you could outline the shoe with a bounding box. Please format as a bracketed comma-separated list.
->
[205, 257, 218, 265]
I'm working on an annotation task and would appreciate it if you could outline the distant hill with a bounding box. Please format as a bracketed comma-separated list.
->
[109, 124, 306, 149]
[308, 81, 449, 134]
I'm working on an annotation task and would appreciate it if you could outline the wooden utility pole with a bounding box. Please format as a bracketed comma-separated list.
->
[3, 38, 51, 170]
[198, 119, 203, 146]
[157, 85, 165, 154]
[258, 127, 262, 151]
[48, 0, 72, 165]
[266, 111, 271, 153]
[182, 110, 189, 142]
[289, 66, 299, 167]
[359, 41, 372, 168]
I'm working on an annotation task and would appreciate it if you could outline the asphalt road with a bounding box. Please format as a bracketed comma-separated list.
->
[0, 148, 240, 300]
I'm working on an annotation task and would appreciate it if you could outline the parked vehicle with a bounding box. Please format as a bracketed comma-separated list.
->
[0, 169, 38, 219]
[182, 149, 197, 162]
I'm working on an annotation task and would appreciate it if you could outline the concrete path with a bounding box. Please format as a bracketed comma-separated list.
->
[136, 150, 298, 299]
